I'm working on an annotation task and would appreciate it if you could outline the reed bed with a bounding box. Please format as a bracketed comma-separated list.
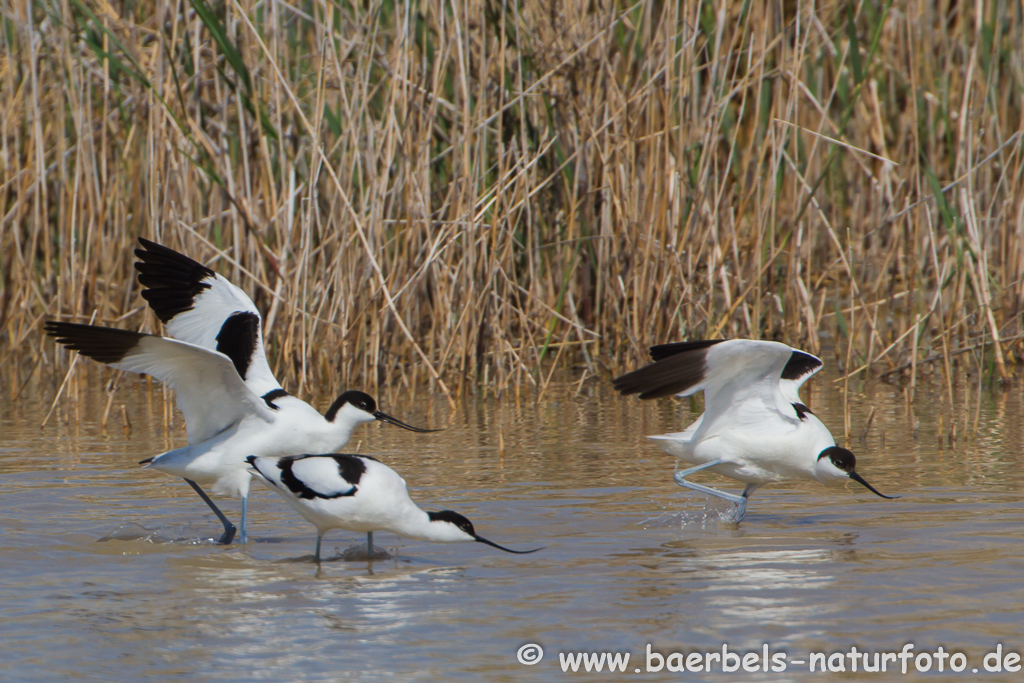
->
[2, 0, 1023, 402]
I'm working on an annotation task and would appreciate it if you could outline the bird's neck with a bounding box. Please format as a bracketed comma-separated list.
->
[323, 418, 361, 451]
[390, 509, 467, 543]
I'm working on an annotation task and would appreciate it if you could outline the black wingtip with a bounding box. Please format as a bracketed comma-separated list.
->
[647, 339, 725, 361]
[613, 340, 718, 399]
[133, 239, 215, 323]
[45, 321, 144, 364]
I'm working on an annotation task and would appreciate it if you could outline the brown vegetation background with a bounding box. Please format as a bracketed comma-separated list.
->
[2, 0, 1023, 401]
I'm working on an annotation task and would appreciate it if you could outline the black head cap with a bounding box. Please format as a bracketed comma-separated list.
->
[326, 391, 441, 432]
[325, 390, 377, 422]
[819, 446, 898, 500]
[428, 510, 475, 536]
[340, 390, 376, 412]
[818, 446, 856, 472]
[428, 510, 542, 554]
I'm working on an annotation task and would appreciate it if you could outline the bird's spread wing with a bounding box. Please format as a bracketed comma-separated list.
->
[45, 322, 276, 444]
[615, 339, 824, 434]
[699, 340, 817, 434]
[134, 238, 282, 397]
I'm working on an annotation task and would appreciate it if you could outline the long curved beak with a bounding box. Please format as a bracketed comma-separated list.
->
[474, 534, 544, 554]
[849, 471, 899, 499]
[373, 410, 443, 433]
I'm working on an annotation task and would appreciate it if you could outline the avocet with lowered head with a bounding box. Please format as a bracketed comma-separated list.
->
[247, 453, 541, 561]
[613, 339, 896, 522]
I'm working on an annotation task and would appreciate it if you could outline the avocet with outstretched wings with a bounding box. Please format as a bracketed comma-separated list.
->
[613, 339, 896, 522]
[45, 241, 437, 544]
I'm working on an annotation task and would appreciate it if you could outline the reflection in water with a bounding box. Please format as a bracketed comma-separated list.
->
[679, 547, 842, 631]
[2, 373, 1024, 680]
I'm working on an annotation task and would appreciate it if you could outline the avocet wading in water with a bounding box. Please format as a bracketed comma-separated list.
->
[613, 339, 896, 522]
[44, 240, 438, 545]
[246, 454, 541, 561]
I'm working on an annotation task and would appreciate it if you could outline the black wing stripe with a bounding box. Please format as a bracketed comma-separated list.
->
[781, 350, 822, 381]
[261, 388, 289, 410]
[277, 455, 366, 500]
[792, 402, 812, 420]
[215, 312, 260, 380]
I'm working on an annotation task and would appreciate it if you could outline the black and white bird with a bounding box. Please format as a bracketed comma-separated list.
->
[45, 241, 436, 544]
[246, 454, 540, 561]
[613, 339, 896, 522]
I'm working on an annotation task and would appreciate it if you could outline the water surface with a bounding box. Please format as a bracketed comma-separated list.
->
[2, 373, 1022, 681]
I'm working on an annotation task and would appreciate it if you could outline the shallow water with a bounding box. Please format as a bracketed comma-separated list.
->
[2, 373, 1024, 682]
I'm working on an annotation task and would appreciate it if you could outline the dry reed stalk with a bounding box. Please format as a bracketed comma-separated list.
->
[1, 0, 1022, 402]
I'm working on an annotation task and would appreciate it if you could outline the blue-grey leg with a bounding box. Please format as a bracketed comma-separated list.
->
[314, 533, 323, 562]
[239, 495, 249, 544]
[366, 531, 375, 559]
[672, 460, 749, 522]
[185, 479, 237, 544]
[737, 483, 763, 522]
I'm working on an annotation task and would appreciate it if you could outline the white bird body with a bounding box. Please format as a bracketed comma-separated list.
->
[648, 399, 838, 486]
[614, 339, 895, 521]
[45, 239, 436, 544]
[651, 421, 836, 486]
[247, 454, 539, 560]
[146, 396, 369, 499]
[249, 456, 434, 539]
